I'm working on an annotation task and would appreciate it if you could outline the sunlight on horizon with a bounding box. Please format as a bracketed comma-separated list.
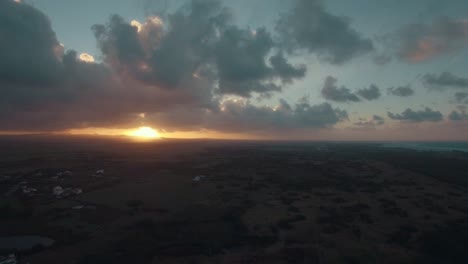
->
[127, 127, 160, 139]
[56, 127, 253, 140]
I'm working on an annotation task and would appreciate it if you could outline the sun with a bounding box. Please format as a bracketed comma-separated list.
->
[128, 127, 160, 139]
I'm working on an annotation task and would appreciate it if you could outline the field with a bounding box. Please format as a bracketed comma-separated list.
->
[1, 136, 468, 264]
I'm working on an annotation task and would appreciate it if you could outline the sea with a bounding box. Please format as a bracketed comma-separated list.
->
[381, 141, 468, 153]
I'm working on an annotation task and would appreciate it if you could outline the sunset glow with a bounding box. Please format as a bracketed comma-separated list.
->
[128, 127, 160, 139]
[1, 0, 468, 140]
[2, 1, 468, 262]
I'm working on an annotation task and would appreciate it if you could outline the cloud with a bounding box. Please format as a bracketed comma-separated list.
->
[449, 110, 468, 121]
[0, 1, 217, 130]
[269, 52, 307, 83]
[388, 108, 443, 123]
[93, 15, 147, 66]
[321, 76, 361, 103]
[0, 0, 63, 85]
[215, 27, 306, 96]
[92, 1, 227, 88]
[353, 115, 385, 127]
[356, 84, 381, 101]
[454, 92, 468, 104]
[373, 115, 385, 125]
[0, 0, 345, 134]
[395, 18, 468, 63]
[79, 53, 95, 63]
[322, 77, 380, 102]
[0, 1, 81, 121]
[147, 98, 348, 132]
[422, 72, 468, 90]
[373, 54, 392, 65]
[93, 0, 305, 98]
[276, 0, 373, 64]
[387, 85, 415, 97]
[130, 20, 143, 32]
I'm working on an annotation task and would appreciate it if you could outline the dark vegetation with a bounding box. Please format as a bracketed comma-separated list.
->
[0, 136, 467, 263]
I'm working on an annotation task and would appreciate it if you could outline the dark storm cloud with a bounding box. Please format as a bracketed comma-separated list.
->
[422, 72, 468, 90]
[276, 0, 374, 64]
[449, 110, 468, 121]
[388, 108, 443, 123]
[387, 85, 415, 97]
[356, 84, 381, 101]
[321, 76, 361, 103]
[395, 18, 468, 62]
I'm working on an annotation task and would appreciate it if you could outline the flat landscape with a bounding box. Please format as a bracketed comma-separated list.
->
[1, 136, 468, 264]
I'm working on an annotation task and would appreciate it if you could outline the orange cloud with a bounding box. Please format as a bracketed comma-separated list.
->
[406, 39, 440, 62]
[399, 18, 468, 63]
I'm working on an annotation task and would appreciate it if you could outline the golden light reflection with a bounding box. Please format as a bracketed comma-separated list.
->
[131, 20, 142, 32]
[79, 53, 95, 63]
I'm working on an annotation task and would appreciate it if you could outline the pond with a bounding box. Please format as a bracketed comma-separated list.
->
[0, 236, 54, 252]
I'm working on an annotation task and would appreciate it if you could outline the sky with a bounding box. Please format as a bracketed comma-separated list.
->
[1, 0, 468, 140]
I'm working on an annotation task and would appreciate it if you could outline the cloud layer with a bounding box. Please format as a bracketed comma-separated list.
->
[276, 0, 373, 64]
[396, 18, 468, 63]
[148, 98, 348, 133]
[449, 109, 468, 121]
[423, 72, 468, 90]
[322, 76, 361, 102]
[321, 77, 381, 103]
[454, 92, 468, 104]
[353, 115, 385, 128]
[357, 85, 381, 101]
[387, 85, 415, 97]
[0, 0, 349, 133]
[388, 108, 443, 123]
[0, 0, 466, 139]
